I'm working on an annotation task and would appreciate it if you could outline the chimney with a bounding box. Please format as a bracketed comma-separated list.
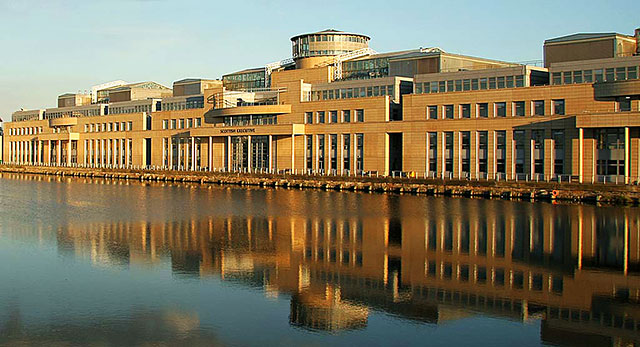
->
[636, 28, 640, 55]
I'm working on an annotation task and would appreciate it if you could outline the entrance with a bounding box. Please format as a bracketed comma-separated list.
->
[231, 135, 271, 171]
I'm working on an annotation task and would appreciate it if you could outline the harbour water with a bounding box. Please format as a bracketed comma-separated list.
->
[0, 173, 638, 346]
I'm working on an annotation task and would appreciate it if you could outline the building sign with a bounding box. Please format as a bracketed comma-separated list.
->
[219, 128, 256, 134]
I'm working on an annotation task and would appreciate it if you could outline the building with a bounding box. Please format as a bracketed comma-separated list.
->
[3, 28, 640, 184]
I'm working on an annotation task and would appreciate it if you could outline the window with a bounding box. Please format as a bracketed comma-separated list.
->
[428, 106, 438, 120]
[463, 79, 471, 91]
[179, 119, 185, 129]
[618, 97, 632, 112]
[616, 67, 626, 81]
[127, 122, 133, 131]
[573, 71, 582, 83]
[553, 99, 565, 115]
[305, 112, 313, 124]
[444, 105, 454, 119]
[595, 69, 604, 82]
[439, 81, 446, 93]
[114, 122, 119, 132]
[171, 119, 176, 129]
[584, 70, 593, 83]
[479, 78, 487, 89]
[495, 102, 506, 117]
[515, 75, 524, 87]
[506, 76, 514, 88]
[533, 100, 545, 116]
[471, 79, 479, 90]
[460, 104, 471, 118]
[163, 120, 168, 129]
[488, 77, 496, 89]
[317, 111, 325, 124]
[477, 103, 488, 118]
[330, 111, 338, 123]
[427, 132, 437, 173]
[605, 68, 615, 81]
[455, 80, 462, 91]
[628, 66, 638, 79]
[497, 76, 505, 89]
[514, 101, 525, 117]
[356, 109, 364, 122]
[563, 71, 572, 84]
[342, 110, 350, 122]
[187, 118, 193, 128]
[195, 118, 201, 127]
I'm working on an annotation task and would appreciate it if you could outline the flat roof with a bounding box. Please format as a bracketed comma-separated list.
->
[545, 32, 633, 44]
[291, 29, 370, 41]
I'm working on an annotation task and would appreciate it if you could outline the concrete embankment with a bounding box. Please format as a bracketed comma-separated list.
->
[1, 165, 639, 205]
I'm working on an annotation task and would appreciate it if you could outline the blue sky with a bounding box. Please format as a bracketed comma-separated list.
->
[0, 0, 638, 122]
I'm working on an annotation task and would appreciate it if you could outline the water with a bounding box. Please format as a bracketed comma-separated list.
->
[0, 173, 638, 346]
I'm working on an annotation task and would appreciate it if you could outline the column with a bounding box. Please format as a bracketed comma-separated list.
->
[578, 128, 584, 183]
[247, 135, 252, 172]
[169, 138, 174, 169]
[227, 136, 232, 171]
[208, 136, 213, 172]
[268, 135, 273, 172]
[625, 127, 630, 184]
[191, 137, 196, 171]
[57, 140, 62, 166]
[177, 138, 182, 170]
[67, 140, 72, 166]
[47, 140, 52, 164]
[291, 135, 295, 172]
[530, 137, 535, 179]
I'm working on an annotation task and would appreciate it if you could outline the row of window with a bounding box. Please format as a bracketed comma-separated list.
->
[426, 129, 566, 175]
[109, 104, 154, 115]
[416, 75, 526, 94]
[85, 121, 134, 133]
[310, 85, 394, 101]
[9, 127, 43, 136]
[552, 66, 638, 85]
[426, 100, 565, 119]
[161, 118, 202, 130]
[305, 109, 365, 124]
[223, 115, 277, 127]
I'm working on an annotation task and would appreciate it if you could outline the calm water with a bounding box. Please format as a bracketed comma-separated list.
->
[0, 173, 639, 346]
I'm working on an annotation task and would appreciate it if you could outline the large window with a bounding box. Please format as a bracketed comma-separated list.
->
[342, 110, 350, 122]
[461, 104, 471, 118]
[343, 134, 351, 172]
[330, 111, 338, 123]
[495, 102, 506, 117]
[317, 111, 325, 124]
[428, 105, 438, 120]
[356, 109, 364, 122]
[428, 132, 437, 173]
[514, 101, 525, 117]
[356, 134, 364, 172]
[553, 99, 565, 115]
[444, 105, 454, 119]
[444, 132, 454, 173]
[305, 112, 313, 124]
[533, 100, 545, 116]
[496, 131, 506, 174]
[477, 103, 488, 118]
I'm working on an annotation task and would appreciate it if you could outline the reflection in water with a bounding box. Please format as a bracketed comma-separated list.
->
[1, 173, 640, 345]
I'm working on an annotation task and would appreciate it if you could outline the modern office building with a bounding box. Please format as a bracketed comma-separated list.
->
[3, 28, 640, 183]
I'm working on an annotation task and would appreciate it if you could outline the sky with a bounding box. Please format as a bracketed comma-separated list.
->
[0, 0, 638, 123]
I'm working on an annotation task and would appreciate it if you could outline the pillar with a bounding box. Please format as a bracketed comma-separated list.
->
[227, 136, 232, 171]
[625, 127, 630, 184]
[57, 140, 62, 166]
[291, 134, 295, 172]
[268, 135, 273, 172]
[578, 128, 584, 183]
[191, 137, 196, 171]
[247, 135, 252, 171]
[177, 138, 182, 170]
[208, 136, 213, 171]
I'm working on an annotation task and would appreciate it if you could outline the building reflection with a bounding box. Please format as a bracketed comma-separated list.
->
[42, 195, 640, 346]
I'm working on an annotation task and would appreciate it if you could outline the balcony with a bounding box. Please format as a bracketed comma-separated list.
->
[594, 79, 640, 99]
[206, 88, 291, 117]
